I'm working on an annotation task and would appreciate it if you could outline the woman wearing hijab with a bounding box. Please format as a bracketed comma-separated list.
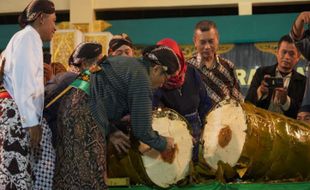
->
[53, 42, 113, 190]
[153, 38, 212, 163]
[44, 42, 106, 148]
[0, 0, 56, 189]
[108, 33, 134, 57]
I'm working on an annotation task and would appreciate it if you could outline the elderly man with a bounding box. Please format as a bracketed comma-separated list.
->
[188, 20, 243, 106]
[246, 35, 306, 119]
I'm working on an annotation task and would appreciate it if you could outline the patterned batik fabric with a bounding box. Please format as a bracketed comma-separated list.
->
[32, 119, 55, 190]
[53, 89, 107, 190]
[0, 97, 32, 190]
[188, 54, 244, 105]
[0, 97, 55, 190]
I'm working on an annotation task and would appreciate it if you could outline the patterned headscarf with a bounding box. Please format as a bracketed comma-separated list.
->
[68, 42, 102, 66]
[157, 38, 187, 89]
[18, 0, 55, 28]
[108, 33, 133, 54]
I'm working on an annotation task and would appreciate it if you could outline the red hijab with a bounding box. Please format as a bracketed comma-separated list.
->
[157, 38, 187, 89]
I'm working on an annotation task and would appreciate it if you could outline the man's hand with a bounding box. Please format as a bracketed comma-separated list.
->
[109, 130, 131, 154]
[273, 88, 288, 105]
[257, 75, 270, 98]
[165, 136, 175, 151]
[297, 11, 310, 25]
[292, 11, 310, 40]
[160, 137, 177, 163]
[44, 63, 53, 85]
[28, 125, 42, 149]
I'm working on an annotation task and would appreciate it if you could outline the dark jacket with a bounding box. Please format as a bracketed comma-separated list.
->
[153, 65, 212, 121]
[245, 64, 306, 119]
[44, 72, 78, 147]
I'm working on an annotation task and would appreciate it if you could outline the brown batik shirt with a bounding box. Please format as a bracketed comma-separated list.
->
[187, 53, 243, 105]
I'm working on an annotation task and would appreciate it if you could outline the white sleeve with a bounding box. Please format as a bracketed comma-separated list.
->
[12, 34, 44, 128]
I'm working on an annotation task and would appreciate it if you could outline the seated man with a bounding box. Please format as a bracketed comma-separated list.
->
[297, 105, 310, 124]
[245, 34, 306, 119]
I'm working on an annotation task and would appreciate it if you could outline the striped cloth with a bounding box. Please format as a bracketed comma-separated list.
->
[89, 56, 167, 151]
[188, 53, 243, 105]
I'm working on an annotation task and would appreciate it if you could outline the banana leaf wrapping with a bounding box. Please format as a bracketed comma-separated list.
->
[108, 108, 193, 188]
[196, 99, 310, 182]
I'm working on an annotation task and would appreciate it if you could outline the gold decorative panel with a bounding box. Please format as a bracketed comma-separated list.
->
[84, 32, 113, 56]
[51, 30, 113, 68]
[72, 23, 90, 33]
[50, 29, 83, 68]
[254, 42, 278, 56]
[133, 44, 235, 59]
[218, 44, 235, 54]
[92, 20, 112, 32]
[56, 20, 111, 33]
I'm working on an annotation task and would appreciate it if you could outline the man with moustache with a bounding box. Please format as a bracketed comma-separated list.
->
[188, 20, 243, 106]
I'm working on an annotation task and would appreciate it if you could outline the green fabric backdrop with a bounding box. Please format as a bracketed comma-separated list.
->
[0, 13, 298, 49]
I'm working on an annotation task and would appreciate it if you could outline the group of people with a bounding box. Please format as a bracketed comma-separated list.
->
[0, 0, 310, 189]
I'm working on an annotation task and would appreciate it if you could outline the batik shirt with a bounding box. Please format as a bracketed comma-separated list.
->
[187, 53, 243, 105]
